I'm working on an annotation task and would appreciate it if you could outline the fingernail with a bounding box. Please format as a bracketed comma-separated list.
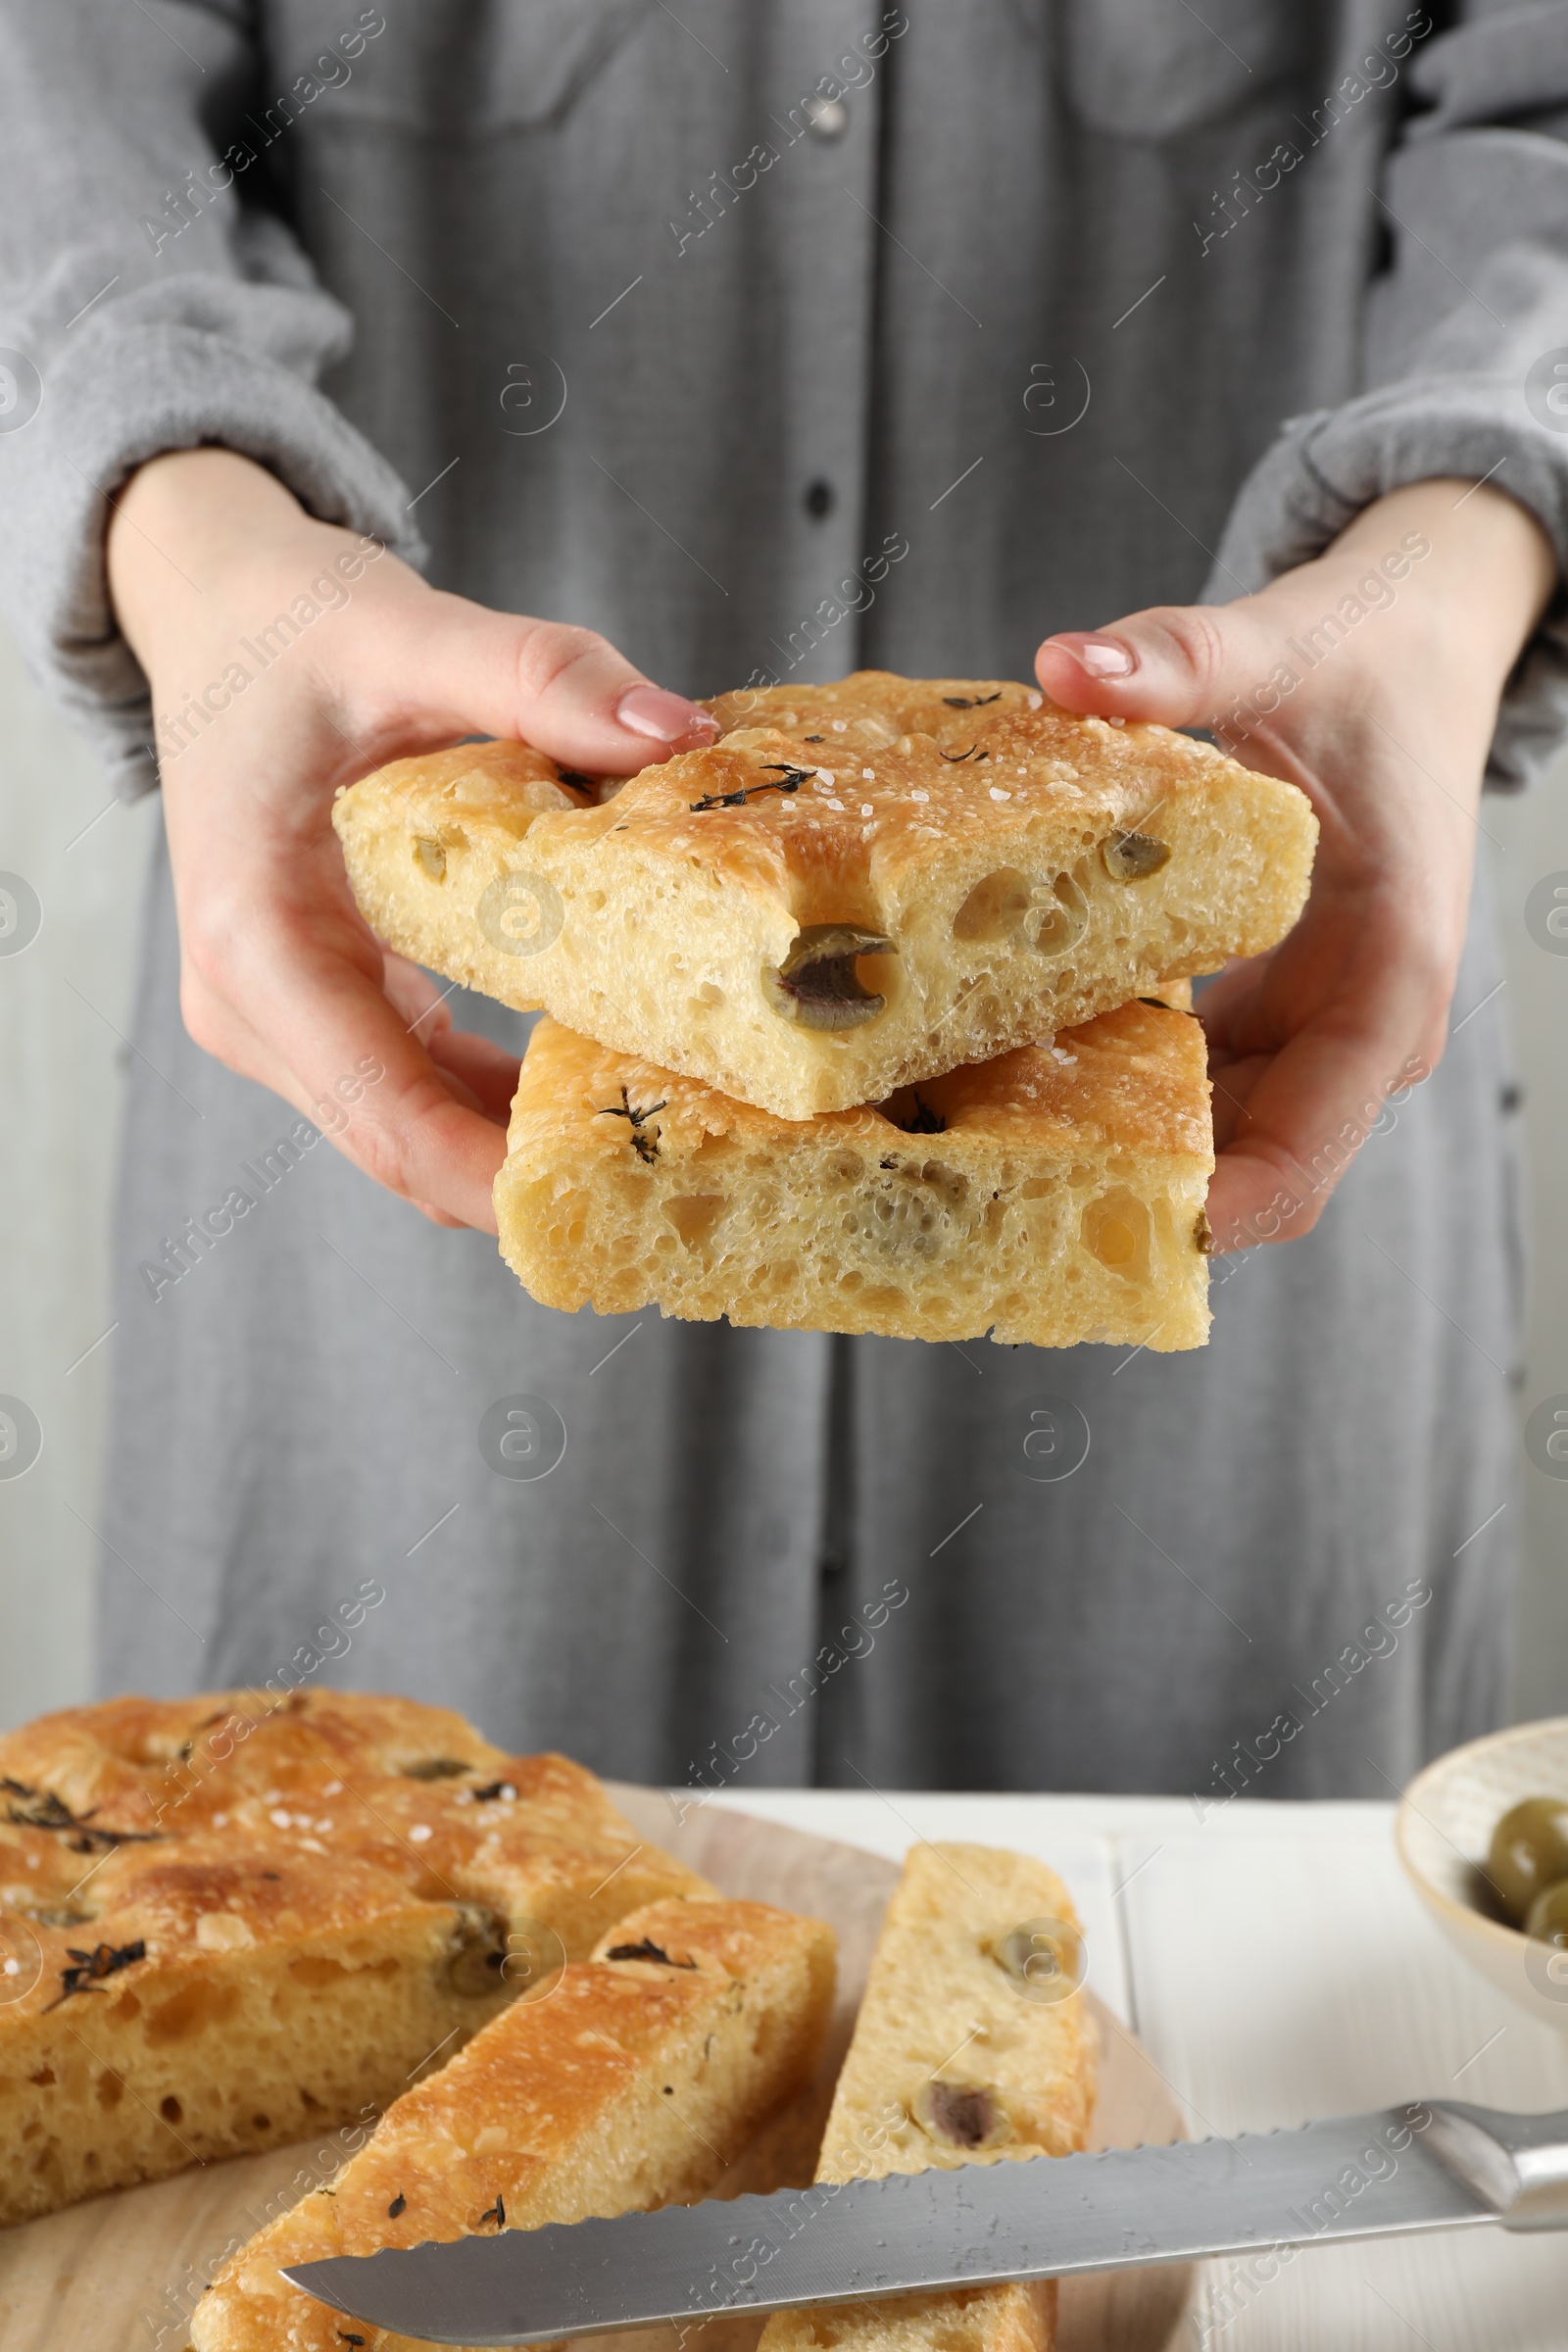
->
[614, 684, 719, 748]
[1047, 632, 1136, 679]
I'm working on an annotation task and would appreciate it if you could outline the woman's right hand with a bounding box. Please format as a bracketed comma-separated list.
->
[107, 448, 716, 1231]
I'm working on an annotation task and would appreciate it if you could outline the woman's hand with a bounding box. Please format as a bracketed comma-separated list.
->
[1036, 479, 1556, 1252]
[107, 448, 716, 1232]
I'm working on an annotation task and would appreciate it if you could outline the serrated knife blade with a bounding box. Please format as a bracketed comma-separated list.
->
[282, 2099, 1568, 2348]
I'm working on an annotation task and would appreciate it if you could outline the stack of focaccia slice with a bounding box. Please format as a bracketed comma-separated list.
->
[335, 671, 1318, 1350]
[0, 1688, 707, 2224]
[190, 1835, 1093, 2352]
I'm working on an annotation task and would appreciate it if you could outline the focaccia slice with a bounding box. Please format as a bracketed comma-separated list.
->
[189, 1894, 838, 2352]
[757, 1842, 1097, 2352]
[0, 1691, 705, 2224]
[496, 999, 1213, 1351]
[332, 671, 1314, 1118]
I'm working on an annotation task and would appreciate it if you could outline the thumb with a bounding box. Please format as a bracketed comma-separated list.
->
[395, 593, 719, 772]
[1035, 603, 1275, 735]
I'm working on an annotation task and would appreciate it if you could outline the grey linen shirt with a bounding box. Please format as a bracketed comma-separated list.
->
[0, 1, 1559, 1796]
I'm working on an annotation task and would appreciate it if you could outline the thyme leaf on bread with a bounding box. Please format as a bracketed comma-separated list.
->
[598, 1089, 666, 1164]
[3, 1779, 80, 1832]
[43, 1937, 147, 2012]
[688, 764, 810, 811]
[3, 1776, 161, 1854]
[603, 1936, 697, 1968]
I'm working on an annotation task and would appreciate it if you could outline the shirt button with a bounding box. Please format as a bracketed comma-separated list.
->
[804, 478, 836, 519]
[807, 93, 850, 140]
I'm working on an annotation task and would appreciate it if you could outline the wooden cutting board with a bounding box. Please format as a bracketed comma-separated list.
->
[0, 1795, 1192, 2352]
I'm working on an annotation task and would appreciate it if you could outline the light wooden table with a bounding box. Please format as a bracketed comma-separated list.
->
[707, 1789, 1568, 2352]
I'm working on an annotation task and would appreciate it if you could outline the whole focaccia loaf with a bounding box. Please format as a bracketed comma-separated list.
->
[190, 1895, 838, 2352]
[757, 1842, 1097, 2352]
[332, 671, 1315, 1118]
[0, 1690, 705, 2224]
[497, 997, 1213, 1350]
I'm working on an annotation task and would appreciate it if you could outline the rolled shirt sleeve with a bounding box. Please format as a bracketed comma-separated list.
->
[1206, 1, 1568, 789]
[0, 2, 423, 802]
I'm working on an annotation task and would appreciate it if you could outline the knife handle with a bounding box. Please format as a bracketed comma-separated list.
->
[1424, 2102, 1568, 2231]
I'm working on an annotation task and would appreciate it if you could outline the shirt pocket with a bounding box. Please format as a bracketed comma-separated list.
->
[1059, 0, 1312, 140]
[266, 0, 654, 136]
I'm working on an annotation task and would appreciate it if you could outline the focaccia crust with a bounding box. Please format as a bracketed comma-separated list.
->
[333, 672, 1314, 1118]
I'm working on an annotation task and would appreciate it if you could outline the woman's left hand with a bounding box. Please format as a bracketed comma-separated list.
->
[1035, 478, 1555, 1252]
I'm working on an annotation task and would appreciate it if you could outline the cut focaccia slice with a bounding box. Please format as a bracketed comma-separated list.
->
[189, 1894, 838, 2352]
[332, 671, 1314, 1118]
[757, 1842, 1097, 2352]
[495, 998, 1213, 1351]
[0, 1690, 705, 2224]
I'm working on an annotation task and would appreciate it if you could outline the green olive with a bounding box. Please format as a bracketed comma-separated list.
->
[1525, 1882, 1568, 1946]
[1487, 1796, 1568, 1925]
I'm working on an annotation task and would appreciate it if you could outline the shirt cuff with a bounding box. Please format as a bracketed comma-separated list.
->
[1, 280, 426, 802]
[1203, 380, 1568, 791]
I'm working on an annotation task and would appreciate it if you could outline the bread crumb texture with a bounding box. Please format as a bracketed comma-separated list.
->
[497, 1004, 1213, 1349]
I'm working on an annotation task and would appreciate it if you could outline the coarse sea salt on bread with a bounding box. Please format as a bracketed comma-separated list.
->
[0, 1690, 704, 2224]
[757, 1841, 1096, 2352]
[332, 671, 1315, 1119]
[496, 998, 1213, 1350]
[189, 1894, 838, 2352]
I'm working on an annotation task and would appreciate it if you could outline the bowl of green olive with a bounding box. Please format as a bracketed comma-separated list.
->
[1396, 1718, 1568, 2025]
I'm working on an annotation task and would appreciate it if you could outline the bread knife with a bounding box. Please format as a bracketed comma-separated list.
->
[283, 2099, 1568, 2346]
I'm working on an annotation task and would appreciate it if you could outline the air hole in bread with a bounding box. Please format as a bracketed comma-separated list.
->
[145, 1979, 242, 2046]
[1082, 1189, 1152, 1278]
[665, 1196, 724, 1249]
[287, 1956, 349, 1990]
[1036, 872, 1090, 956]
[953, 868, 1031, 945]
